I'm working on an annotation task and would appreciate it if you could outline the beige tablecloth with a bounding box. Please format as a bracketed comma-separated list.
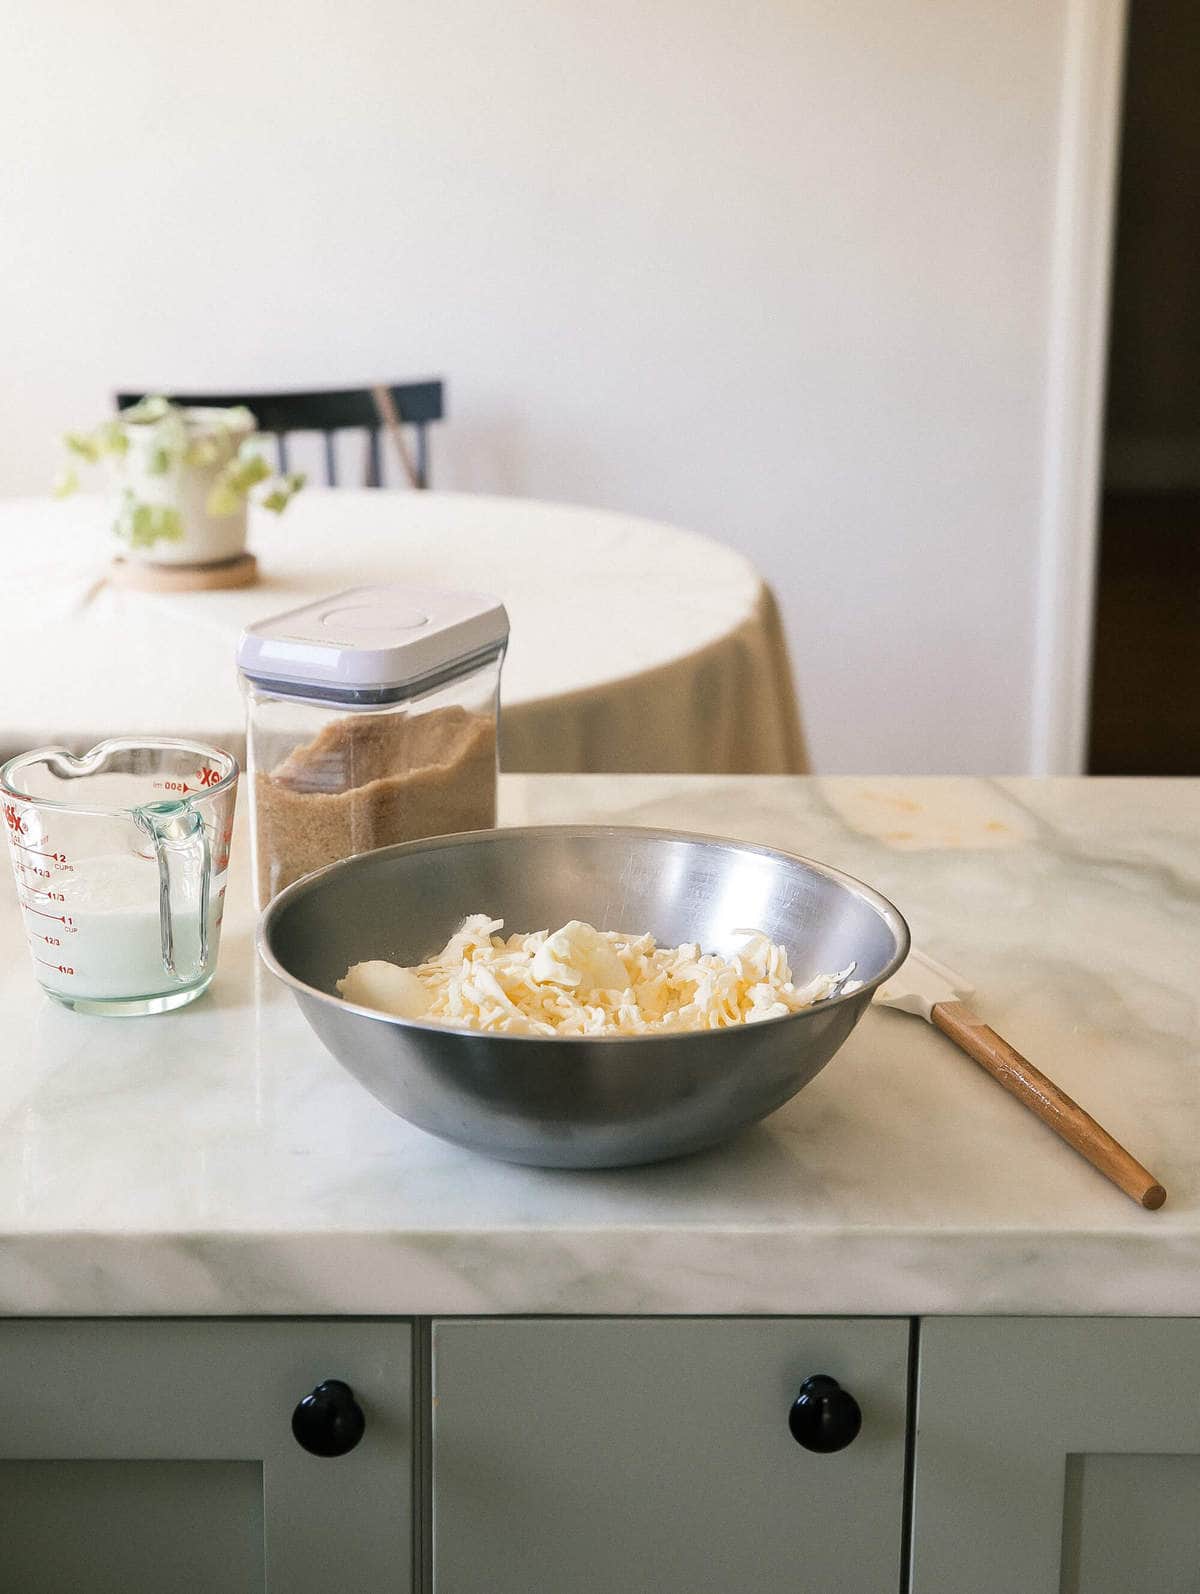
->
[1, 490, 806, 774]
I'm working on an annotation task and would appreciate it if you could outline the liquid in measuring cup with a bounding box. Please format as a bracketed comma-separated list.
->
[19, 849, 221, 1001]
[2, 737, 238, 1016]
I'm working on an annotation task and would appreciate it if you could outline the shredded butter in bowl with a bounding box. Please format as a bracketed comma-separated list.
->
[337, 915, 857, 1037]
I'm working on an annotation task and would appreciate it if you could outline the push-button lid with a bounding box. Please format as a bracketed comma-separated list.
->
[237, 584, 508, 702]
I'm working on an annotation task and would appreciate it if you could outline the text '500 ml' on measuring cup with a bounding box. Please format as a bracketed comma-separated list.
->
[0, 738, 238, 1016]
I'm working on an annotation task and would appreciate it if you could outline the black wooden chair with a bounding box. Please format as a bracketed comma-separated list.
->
[115, 381, 444, 488]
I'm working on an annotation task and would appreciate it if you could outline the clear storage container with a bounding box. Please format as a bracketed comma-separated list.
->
[238, 585, 508, 907]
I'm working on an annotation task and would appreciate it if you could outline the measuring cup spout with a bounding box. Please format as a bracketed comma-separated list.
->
[135, 800, 211, 983]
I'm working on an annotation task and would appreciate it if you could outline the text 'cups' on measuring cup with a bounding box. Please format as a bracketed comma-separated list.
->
[0, 738, 238, 1016]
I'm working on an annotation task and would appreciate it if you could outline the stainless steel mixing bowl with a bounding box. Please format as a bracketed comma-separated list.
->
[258, 826, 909, 1168]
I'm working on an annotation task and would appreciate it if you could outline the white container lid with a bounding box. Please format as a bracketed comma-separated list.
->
[237, 585, 509, 704]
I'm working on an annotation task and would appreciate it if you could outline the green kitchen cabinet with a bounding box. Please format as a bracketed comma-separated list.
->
[430, 1317, 911, 1594]
[7, 1312, 1200, 1594]
[911, 1318, 1200, 1594]
[0, 1320, 412, 1594]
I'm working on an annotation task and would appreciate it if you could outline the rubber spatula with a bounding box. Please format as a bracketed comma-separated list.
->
[875, 949, 1165, 1209]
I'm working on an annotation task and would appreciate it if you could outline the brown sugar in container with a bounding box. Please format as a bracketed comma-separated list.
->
[237, 585, 508, 906]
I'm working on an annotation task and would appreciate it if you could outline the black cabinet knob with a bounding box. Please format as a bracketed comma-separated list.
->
[292, 1379, 366, 1457]
[788, 1374, 862, 1453]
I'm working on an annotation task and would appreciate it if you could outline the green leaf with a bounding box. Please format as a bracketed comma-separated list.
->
[206, 450, 272, 515]
[205, 482, 241, 517]
[185, 435, 220, 468]
[231, 454, 271, 492]
[114, 491, 184, 548]
[237, 439, 273, 471]
[96, 419, 129, 457]
[147, 445, 172, 476]
[64, 431, 101, 463]
[157, 506, 184, 542]
[260, 471, 306, 513]
[122, 395, 173, 426]
[52, 466, 79, 498]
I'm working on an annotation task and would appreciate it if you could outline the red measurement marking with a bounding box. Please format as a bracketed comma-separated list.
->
[18, 863, 51, 879]
[11, 843, 65, 860]
[36, 960, 75, 975]
[22, 905, 67, 920]
[3, 803, 26, 836]
[197, 766, 221, 788]
[154, 780, 191, 794]
[41, 935, 61, 947]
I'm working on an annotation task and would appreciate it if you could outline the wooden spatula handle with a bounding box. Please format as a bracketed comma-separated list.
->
[931, 1001, 1166, 1210]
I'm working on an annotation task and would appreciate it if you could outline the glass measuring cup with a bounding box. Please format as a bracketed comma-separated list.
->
[0, 737, 238, 1016]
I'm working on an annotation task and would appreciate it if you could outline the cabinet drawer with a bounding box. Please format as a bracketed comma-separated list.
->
[0, 1319, 412, 1594]
[432, 1317, 909, 1594]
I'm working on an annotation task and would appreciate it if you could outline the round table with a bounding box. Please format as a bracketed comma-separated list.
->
[2, 490, 806, 774]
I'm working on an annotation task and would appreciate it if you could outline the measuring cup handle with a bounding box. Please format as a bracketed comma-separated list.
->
[139, 804, 211, 983]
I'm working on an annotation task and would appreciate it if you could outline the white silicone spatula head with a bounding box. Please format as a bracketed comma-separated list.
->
[874, 948, 975, 1022]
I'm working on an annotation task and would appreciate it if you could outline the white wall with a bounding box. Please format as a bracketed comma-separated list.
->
[0, 0, 1073, 772]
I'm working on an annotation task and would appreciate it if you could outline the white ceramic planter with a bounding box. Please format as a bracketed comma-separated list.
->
[117, 407, 257, 566]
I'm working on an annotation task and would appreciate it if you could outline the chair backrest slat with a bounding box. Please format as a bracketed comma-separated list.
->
[114, 382, 444, 489]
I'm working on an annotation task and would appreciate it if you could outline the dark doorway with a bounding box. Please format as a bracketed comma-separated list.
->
[1088, 0, 1200, 774]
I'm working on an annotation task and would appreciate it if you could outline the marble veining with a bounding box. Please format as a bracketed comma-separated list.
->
[0, 775, 1196, 1316]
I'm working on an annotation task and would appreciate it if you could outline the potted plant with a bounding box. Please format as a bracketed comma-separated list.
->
[56, 395, 305, 567]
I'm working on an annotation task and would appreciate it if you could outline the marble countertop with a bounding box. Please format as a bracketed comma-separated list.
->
[1, 775, 1196, 1318]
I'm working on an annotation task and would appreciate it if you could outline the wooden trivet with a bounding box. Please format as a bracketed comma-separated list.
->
[108, 551, 259, 592]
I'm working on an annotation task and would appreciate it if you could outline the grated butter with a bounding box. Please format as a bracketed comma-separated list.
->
[337, 915, 855, 1037]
